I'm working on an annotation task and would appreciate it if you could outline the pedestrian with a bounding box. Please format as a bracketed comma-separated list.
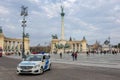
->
[71, 52, 75, 61]
[60, 52, 62, 59]
[112, 50, 114, 55]
[74, 52, 78, 60]
[115, 50, 117, 55]
[18, 52, 21, 56]
[27, 51, 29, 55]
[15, 52, 17, 55]
[100, 51, 102, 55]
[86, 51, 89, 56]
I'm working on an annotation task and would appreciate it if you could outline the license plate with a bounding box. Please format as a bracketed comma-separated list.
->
[22, 69, 29, 71]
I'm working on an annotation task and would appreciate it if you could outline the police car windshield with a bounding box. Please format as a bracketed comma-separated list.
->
[25, 55, 42, 61]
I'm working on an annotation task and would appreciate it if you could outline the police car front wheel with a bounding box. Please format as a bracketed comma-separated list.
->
[40, 67, 44, 74]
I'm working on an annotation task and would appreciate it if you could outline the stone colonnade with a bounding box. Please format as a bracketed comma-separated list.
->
[51, 39, 87, 53]
[71, 42, 82, 52]
[4, 38, 22, 53]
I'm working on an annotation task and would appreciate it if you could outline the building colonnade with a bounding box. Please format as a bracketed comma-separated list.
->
[51, 39, 87, 54]
[3, 38, 22, 53]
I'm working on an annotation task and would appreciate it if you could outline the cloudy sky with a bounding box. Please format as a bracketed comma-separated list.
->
[0, 0, 120, 46]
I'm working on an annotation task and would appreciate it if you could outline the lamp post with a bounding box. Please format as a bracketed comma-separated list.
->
[21, 5, 28, 59]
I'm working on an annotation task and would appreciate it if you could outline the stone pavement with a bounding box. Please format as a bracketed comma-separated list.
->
[4, 53, 120, 69]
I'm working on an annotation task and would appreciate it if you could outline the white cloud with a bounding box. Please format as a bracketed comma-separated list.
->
[0, 6, 10, 15]
[114, 5, 120, 11]
[31, 10, 41, 16]
[0, 18, 9, 22]
[41, 3, 60, 18]
[116, 19, 120, 24]
[89, 25, 99, 31]
[63, 0, 76, 8]
[27, 0, 78, 18]
[27, 0, 41, 5]
[6, 24, 16, 31]
[1, 0, 120, 45]
[66, 17, 99, 31]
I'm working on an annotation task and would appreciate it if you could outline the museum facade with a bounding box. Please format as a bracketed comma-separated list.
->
[0, 28, 30, 55]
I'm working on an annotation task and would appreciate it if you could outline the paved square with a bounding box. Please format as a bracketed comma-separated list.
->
[5, 53, 120, 69]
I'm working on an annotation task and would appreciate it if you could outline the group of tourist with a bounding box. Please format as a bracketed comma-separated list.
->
[86, 50, 119, 55]
[58, 50, 120, 61]
[59, 51, 78, 61]
[71, 52, 78, 61]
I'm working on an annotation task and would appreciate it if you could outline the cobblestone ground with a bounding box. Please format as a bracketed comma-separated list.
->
[4, 53, 120, 69]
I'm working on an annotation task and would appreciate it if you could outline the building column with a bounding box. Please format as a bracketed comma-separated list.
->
[17, 42, 20, 52]
[73, 44, 75, 52]
[75, 43, 77, 52]
[4, 41, 7, 52]
[6, 41, 8, 52]
[12, 41, 15, 51]
[8, 41, 11, 52]
[77, 43, 79, 52]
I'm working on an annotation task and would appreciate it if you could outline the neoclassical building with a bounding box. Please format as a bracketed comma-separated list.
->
[51, 6, 87, 54]
[51, 37, 87, 53]
[0, 27, 30, 54]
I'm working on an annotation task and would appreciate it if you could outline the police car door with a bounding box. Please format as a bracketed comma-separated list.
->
[43, 55, 49, 70]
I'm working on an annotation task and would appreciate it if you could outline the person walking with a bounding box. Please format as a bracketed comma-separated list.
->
[74, 52, 78, 60]
[71, 52, 75, 61]
[86, 51, 90, 56]
[60, 52, 62, 59]
[18, 52, 21, 56]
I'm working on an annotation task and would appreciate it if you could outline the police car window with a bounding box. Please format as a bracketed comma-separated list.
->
[25, 55, 42, 61]
[45, 55, 50, 59]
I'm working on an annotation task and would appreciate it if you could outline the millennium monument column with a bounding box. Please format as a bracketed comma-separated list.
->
[61, 5, 65, 40]
[50, 5, 87, 54]
[58, 5, 67, 53]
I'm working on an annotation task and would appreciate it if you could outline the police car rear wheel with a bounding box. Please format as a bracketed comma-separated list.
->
[48, 64, 51, 70]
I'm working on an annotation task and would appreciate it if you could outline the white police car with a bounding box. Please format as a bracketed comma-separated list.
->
[17, 53, 51, 74]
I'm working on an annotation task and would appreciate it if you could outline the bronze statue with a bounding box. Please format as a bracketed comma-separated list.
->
[52, 34, 58, 39]
[0, 26, 3, 33]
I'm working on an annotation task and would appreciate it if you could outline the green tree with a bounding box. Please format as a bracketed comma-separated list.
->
[55, 43, 70, 53]
[118, 43, 120, 48]
[64, 43, 70, 53]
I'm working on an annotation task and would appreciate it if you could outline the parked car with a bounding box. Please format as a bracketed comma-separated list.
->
[0, 53, 2, 57]
[0, 48, 2, 57]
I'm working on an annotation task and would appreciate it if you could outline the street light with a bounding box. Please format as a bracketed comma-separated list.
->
[20, 5, 28, 59]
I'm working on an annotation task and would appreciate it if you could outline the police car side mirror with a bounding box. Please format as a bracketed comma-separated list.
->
[43, 56, 45, 59]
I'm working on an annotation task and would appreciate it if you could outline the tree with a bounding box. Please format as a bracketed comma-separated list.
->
[64, 43, 70, 53]
[55, 43, 70, 53]
[55, 43, 63, 53]
[118, 43, 120, 48]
